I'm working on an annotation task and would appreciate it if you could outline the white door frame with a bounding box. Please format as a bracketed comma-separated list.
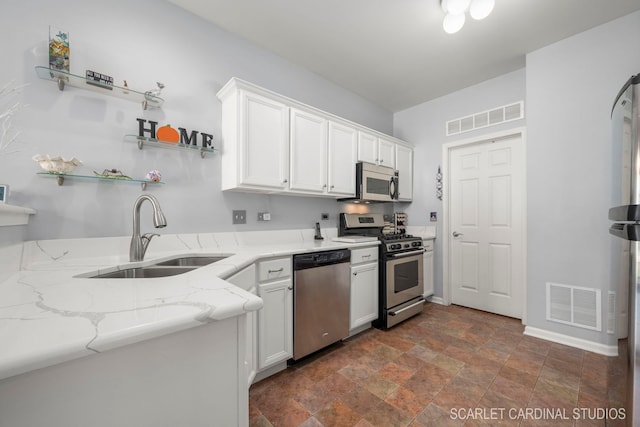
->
[441, 127, 528, 324]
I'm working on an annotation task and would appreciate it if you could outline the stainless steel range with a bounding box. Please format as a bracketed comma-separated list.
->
[339, 213, 426, 329]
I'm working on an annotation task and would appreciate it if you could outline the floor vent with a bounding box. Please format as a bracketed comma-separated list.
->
[446, 101, 524, 136]
[546, 282, 601, 331]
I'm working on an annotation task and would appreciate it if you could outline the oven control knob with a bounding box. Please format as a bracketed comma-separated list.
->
[412, 241, 422, 247]
[391, 244, 400, 250]
[403, 243, 410, 248]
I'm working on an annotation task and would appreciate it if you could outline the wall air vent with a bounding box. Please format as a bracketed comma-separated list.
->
[546, 282, 601, 331]
[446, 101, 524, 136]
[607, 291, 616, 334]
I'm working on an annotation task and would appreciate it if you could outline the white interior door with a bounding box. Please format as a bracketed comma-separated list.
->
[447, 132, 525, 318]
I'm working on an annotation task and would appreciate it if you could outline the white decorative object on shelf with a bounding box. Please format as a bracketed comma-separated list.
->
[145, 170, 162, 182]
[33, 154, 82, 174]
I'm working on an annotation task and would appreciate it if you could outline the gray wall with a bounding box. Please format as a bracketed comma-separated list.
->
[526, 11, 640, 345]
[394, 11, 640, 347]
[393, 68, 526, 300]
[0, 0, 393, 241]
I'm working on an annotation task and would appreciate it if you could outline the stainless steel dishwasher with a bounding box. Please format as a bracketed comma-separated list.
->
[292, 248, 351, 360]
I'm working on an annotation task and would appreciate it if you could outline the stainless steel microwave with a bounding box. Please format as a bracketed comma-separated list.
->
[342, 161, 398, 202]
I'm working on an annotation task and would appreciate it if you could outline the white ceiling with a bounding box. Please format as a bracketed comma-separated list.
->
[167, 0, 640, 112]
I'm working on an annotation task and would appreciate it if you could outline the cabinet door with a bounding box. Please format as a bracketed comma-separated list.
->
[226, 267, 257, 385]
[327, 121, 357, 196]
[289, 108, 327, 193]
[423, 242, 434, 297]
[395, 144, 413, 201]
[350, 262, 379, 330]
[258, 278, 293, 369]
[378, 137, 396, 167]
[241, 92, 289, 189]
[357, 131, 378, 164]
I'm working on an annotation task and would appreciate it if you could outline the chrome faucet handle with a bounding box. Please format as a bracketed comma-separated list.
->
[141, 232, 160, 246]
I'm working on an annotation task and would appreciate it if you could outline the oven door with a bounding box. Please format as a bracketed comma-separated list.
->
[385, 249, 424, 308]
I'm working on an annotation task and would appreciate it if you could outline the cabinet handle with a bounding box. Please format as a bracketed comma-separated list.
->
[282, 179, 288, 183]
[268, 267, 284, 273]
[353, 272, 358, 276]
[330, 185, 334, 189]
[323, 184, 327, 188]
[287, 286, 293, 291]
[362, 254, 371, 258]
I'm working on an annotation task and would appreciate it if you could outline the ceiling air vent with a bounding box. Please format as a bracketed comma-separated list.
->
[446, 101, 524, 136]
[546, 282, 601, 331]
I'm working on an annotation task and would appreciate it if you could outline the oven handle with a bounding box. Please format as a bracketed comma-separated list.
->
[387, 249, 425, 259]
[389, 297, 426, 316]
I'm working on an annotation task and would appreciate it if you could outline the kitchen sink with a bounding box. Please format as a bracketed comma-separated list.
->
[89, 266, 196, 279]
[84, 254, 230, 279]
[154, 255, 229, 267]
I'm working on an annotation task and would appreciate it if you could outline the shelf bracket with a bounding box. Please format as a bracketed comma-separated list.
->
[200, 149, 206, 159]
[57, 77, 65, 91]
[141, 182, 147, 190]
[137, 139, 144, 150]
[56, 175, 64, 186]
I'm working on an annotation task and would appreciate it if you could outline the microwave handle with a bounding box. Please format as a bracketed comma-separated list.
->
[390, 176, 399, 200]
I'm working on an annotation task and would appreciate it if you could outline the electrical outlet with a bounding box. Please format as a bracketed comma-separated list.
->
[321, 213, 329, 220]
[258, 212, 271, 221]
[232, 210, 246, 224]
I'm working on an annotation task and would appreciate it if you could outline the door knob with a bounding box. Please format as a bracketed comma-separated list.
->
[452, 231, 463, 237]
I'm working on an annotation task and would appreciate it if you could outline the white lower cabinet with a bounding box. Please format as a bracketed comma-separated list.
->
[257, 257, 293, 370]
[423, 239, 434, 297]
[350, 246, 379, 331]
[225, 265, 257, 386]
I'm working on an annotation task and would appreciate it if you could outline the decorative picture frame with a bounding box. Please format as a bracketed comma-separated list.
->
[49, 26, 69, 72]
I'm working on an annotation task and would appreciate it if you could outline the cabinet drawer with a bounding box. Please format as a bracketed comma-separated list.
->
[423, 239, 434, 251]
[351, 246, 378, 264]
[258, 257, 291, 282]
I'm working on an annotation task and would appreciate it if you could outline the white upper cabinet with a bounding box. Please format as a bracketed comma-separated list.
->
[289, 108, 327, 194]
[395, 143, 413, 201]
[290, 109, 357, 197]
[327, 121, 357, 196]
[218, 84, 290, 191]
[377, 137, 396, 167]
[358, 132, 395, 167]
[357, 131, 378, 164]
[217, 78, 412, 199]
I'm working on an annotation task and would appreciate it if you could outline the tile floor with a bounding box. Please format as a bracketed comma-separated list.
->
[249, 303, 627, 427]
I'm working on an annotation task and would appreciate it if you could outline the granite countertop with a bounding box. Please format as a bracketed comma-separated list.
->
[0, 229, 380, 381]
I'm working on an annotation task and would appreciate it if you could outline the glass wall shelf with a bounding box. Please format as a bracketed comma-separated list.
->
[123, 135, 215, 158]
[37, 172, 163, 190]
[34, 66, 163, 110]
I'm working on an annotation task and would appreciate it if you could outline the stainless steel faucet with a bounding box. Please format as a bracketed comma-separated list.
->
[129, 194, 167, 262]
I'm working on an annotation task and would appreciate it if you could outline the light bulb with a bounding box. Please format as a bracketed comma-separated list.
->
[443, 12, 465, 34]
[469, 0, 494, 20]
[445, 0, 471, 15]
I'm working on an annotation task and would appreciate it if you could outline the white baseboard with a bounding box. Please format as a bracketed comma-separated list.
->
[427, 296, 444, 305]
[524, 326, 618, 356]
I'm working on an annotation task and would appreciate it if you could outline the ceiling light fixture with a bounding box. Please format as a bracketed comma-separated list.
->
[441, 0, 495, 34]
